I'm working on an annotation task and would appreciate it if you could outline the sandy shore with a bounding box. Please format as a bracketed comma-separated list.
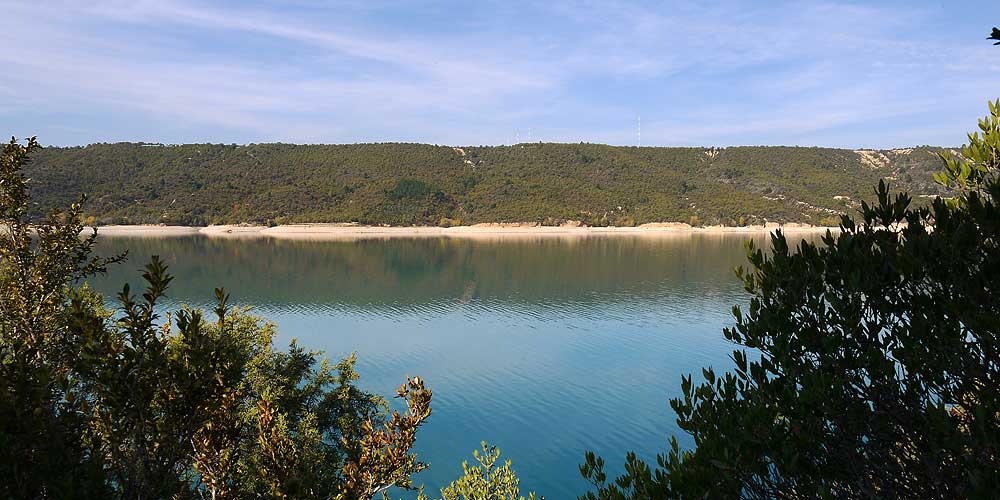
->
[87, 225, 202, 236]
[85, 223, 840, 240]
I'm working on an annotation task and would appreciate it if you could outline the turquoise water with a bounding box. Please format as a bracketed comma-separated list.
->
[86, 233, 806, 499]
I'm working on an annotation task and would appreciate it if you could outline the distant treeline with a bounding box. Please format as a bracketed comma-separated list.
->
[25, 142, 952, 226]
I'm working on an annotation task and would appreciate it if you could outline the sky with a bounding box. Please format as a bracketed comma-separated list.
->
[2, 0, 999, 148]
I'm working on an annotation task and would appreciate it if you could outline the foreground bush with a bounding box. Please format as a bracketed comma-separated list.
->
[580, 103, 1000, 498]
[0, 137, 432, 499]
[420, 442, 539, 500]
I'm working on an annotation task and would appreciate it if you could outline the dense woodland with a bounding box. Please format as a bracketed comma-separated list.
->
[25, 142, 951, 227]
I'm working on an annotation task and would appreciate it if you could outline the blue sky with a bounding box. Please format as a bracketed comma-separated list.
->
[2, 0, 999, 147]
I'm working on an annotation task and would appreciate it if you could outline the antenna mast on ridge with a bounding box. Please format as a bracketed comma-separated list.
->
[638, 116, 641, 147]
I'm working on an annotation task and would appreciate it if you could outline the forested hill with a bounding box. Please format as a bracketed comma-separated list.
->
[24, 142, 952, 227]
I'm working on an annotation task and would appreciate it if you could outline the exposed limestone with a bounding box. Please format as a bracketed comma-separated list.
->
[855, 150, 891, 169]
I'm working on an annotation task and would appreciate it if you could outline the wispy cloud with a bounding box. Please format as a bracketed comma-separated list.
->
[1, 0, 998, 147]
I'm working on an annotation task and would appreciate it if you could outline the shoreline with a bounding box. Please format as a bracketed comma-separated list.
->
[86, 223, 841, 240]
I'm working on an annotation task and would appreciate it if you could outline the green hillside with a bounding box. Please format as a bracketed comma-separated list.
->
[24, 142, 952, 227]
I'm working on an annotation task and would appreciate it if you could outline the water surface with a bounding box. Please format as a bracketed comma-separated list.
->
[86, 233, 809, 499]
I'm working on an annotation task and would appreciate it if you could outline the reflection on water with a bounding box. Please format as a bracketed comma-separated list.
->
[86, 233, 818, 499]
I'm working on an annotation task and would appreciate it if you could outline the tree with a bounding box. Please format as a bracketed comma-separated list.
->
[0, 136, 120, 499]
[0, 136, 433, 499]
[579, 102, 1000, 498]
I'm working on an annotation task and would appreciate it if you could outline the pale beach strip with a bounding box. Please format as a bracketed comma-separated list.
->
[85, 225, 202, 236]
[83, 223, 840, 240]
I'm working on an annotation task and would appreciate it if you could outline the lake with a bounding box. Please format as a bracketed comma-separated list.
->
[86, 232, 812, 499]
